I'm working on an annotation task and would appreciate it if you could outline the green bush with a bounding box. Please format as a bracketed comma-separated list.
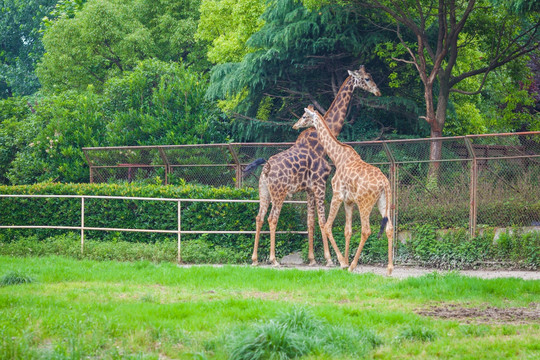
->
[398, 225, 539, 270]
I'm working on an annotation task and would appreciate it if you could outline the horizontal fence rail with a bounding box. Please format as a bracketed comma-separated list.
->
[0, 195, 307, 263]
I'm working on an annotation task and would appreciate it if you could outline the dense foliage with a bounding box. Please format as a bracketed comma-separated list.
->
[0, 59, 229, 184]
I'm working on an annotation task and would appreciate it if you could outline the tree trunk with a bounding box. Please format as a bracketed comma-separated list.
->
[427, 74, 451, 185]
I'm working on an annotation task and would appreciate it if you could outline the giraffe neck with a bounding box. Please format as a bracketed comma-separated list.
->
[324, 76, 355, 136]
[313, 114, 347, 166]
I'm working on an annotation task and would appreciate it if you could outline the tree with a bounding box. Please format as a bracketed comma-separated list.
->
[37, 0, 208, 93]
[206, 0, 408, 142]
[306, 0, 540, 177]
[0, 0, 57, 97]
[103, 59, 230, 146]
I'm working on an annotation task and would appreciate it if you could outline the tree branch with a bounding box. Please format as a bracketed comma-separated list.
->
[449, 24, 540, 87]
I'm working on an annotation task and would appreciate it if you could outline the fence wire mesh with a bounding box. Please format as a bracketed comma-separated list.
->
[82, 132, 540, 235]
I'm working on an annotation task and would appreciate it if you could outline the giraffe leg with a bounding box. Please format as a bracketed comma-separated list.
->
[267, 196, 285, 267]
[314, 187, 333, 267]
[251, 187, 270, 266]
[348, 210, 372, 272]
[324, 194, 347, 268]
[306, 192, 317, 266]
[386, 222, 394, 276]
[343, 202, 354, 266]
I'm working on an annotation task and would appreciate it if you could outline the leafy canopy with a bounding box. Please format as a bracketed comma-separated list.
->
[196, 0, 266, 64]
[37, 0, 208, 93]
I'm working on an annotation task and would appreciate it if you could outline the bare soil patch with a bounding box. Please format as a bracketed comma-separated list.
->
[416, 302, 540, 324]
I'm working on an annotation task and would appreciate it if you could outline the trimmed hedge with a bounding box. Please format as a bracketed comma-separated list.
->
[0, 183, 306, 262]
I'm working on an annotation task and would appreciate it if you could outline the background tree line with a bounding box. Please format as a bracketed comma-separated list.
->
[0, 0, 538, 185]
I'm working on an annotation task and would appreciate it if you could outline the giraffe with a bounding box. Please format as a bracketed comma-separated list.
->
[249, 66, 381, 267]
[292, 107, 394, 275]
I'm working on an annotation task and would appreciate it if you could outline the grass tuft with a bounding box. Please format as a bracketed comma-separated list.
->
[395, 324, 438, 343]
[0, 270, 34, 286]
[228, 307, 381, 359]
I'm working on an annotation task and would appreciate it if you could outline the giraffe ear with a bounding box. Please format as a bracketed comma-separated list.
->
[347, 70, 354, 76]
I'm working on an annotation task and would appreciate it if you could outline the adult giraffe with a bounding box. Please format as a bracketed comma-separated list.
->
[249, 66, 381, 267]
[293, 107, 394, 275]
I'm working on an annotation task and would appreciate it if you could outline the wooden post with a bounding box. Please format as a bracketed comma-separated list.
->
[81, 197, 85, 255]
[177, 200, 182, 264]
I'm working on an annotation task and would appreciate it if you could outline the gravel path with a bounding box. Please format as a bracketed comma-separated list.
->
[349, 265, 540, 280]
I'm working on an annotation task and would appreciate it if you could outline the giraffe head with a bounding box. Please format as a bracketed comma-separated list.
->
[348, 66, 381, 96]
[292, 105, 322, 130]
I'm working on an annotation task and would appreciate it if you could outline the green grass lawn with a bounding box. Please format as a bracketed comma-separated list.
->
[1, 256, 539, 359]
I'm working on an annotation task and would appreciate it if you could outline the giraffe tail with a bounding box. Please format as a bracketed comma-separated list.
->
[242, 158, 266, 178]
[377, 217, 388, 238]
[377, 181, 392, 238]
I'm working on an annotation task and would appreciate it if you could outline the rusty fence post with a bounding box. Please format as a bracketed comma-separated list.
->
[383, 142, 397, 255]
[464, 137, 478, 237]
[82, 149, 94, 184]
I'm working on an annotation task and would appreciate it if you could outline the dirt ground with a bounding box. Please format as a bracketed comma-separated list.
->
[415, 302, 540, 324]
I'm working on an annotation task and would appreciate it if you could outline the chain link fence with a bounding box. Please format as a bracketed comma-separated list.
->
[83, 132, 540, 235]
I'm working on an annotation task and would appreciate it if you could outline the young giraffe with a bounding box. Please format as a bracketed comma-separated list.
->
[250, 66, 381, 267]
[293, 107, 394, 275]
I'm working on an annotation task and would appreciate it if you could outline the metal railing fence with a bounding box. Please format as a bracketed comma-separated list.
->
[82, 132, 540, 236]
[0, 194, 307, 262]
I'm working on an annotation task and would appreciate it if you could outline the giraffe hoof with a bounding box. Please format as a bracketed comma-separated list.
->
[270, 260, 280, 267]
[387, 266, 394, 276]
[251, 260, 259, 267]
[308, 259, 317, 266]
[325, 259, 334, 267]
[340, 263, 348, 270]
[347, 265, 355, 272]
